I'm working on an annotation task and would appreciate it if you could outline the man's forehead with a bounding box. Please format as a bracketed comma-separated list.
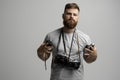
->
[65, 9, 79, 13]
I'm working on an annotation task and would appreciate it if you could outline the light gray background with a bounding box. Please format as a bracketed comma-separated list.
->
[0, 0, 120, 80]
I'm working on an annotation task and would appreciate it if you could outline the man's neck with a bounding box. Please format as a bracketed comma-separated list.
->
[63, 27, 76, 33]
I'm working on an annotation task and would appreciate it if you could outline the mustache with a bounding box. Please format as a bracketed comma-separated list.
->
[68, 18, 75, 22]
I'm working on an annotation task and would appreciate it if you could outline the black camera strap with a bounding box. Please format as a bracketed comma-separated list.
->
[56, 29, 62, 52]
[56, 28, 81, 62]
[61, 29, 76, 61]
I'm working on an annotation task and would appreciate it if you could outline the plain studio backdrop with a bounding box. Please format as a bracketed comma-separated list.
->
[0, 0, 120, 80]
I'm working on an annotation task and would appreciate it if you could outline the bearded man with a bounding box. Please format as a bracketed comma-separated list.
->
[37, 3, 97, 80]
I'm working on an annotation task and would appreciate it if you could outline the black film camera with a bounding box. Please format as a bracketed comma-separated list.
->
[46, 40, 53, 46]
[54, 55, 80, 70]
[84, 43, 95, 50]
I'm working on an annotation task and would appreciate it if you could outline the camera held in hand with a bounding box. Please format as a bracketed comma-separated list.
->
[84, 43, 95, 51]
[46, 40, 53, 46]
[54, 55, 80, 70]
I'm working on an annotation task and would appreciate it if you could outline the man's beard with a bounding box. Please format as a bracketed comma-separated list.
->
[63, 19, 78, 29]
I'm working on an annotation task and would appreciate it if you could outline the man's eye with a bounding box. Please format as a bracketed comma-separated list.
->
[74, 14, 78, 16]
[66, 13, 71, 15]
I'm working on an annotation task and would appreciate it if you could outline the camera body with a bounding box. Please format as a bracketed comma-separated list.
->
[54, 55, 80, 70]
[85, 44, 94, 50]
[46, 40, 53, 46]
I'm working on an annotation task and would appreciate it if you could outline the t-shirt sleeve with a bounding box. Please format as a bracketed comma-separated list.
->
[85, 35, 92, 45]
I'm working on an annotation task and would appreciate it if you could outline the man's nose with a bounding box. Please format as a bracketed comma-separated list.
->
[70, 14, 74, 19]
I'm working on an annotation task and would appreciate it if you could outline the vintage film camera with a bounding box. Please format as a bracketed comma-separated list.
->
[84, 43, 95, 50]
[54, 54, 80, 70]
[46, 40, 53, 46]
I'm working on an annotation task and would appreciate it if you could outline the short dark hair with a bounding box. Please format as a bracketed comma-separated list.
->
[64, 3, 80, 12]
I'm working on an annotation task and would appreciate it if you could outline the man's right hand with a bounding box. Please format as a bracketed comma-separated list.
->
[37, 42, 53, 61]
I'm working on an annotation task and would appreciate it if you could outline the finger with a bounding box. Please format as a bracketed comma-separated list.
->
[45, 46, 53, 51]
[84, 53, 90, 56]
[83, 53, 90, 59]
[84, 48, 92, 53]
[45, 49, 52, 54]
[44, 46, 52, 53]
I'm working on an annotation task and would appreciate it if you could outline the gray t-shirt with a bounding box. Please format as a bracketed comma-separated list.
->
[44, 27, 92, 80]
